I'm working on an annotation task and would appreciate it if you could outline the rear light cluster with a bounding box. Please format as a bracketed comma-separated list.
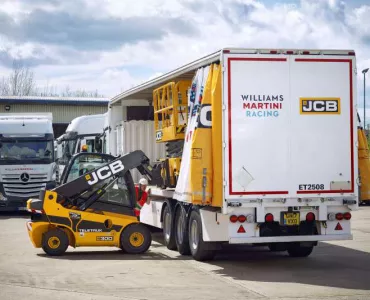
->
[229, 214, 254, 223]
[328, 212, 351, 221]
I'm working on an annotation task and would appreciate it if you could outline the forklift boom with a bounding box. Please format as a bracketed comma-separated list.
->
[54, 150, 153, 201]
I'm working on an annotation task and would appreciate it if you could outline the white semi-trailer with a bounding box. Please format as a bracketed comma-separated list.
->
[109, 48, 358, 261]
[0, 113, 56, 211]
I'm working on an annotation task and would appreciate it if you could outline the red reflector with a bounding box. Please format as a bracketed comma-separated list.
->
[237, 225, 246, 233]
[230, 215, 238, 223]
[336, 213, 343, 220]
[348, 51, 355, 55]
[343, 212, 351, 220]
[223, 49, 230, 53]
[306, 212, 315, 221]
[335, 222, 343, 231]
[286, 51, 294, 54]
[238, 215, 246, 223]
[270, 50, 277, 54]
[302, 51, 310, 55]
[265, 213, 274, 223]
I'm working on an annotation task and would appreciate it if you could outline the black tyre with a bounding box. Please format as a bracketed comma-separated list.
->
[41, 228, 69, 256]
[120, 223, 152, 254]
[174, 205, 190, 255]
[287, 243, 314, 257]
[188, 209, 215, 261]
[268, 243, 287, 252]
[162, 204, 177, 250]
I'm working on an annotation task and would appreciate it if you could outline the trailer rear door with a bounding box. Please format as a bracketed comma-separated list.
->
[223, 52, 356, 199]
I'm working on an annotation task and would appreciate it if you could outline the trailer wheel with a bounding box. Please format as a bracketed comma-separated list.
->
[41, 228, 69, 256]
[188, 210, 215, 261]
[162, 204, 177, 250]
[174, 205, 190, 255]
[287, 243, 314, 257]
[120, 223, 152, 254]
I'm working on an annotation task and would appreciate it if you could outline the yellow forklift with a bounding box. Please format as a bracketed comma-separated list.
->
[26, 150, 154, 256]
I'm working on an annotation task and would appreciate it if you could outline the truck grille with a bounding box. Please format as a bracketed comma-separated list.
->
[2, 173, 48, 198]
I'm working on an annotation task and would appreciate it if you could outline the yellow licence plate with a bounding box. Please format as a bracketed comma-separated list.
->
[283, 212, 300, 226]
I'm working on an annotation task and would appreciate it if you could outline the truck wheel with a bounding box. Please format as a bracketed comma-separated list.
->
[268, 243, 288, 252]
[121, 223, 152, 254]
[162, 204, 177, 250]
[188, 210, 215, 261]
[174, 205, 190, 255]
[41, 228, 69, 256]
[287, 243, 314, 257]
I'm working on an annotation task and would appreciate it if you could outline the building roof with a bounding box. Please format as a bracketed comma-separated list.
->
[0, 96, 109, 106]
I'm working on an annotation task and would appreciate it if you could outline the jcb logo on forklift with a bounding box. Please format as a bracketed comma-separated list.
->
[300, 98, 340, 114]
[85, 161, 125, 185]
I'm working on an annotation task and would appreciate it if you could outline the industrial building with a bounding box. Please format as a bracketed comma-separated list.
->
[0, 96, 109, 138]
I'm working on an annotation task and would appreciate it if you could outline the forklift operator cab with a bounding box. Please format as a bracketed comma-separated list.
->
[26, 151, 153, 256]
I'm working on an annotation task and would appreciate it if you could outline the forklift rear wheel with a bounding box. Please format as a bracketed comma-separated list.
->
[121, 224, 152, 254]
[41, 228, 69, 256]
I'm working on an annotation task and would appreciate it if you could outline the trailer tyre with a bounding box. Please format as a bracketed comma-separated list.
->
[162, 204, 177, 250]
[174, 205, 190, 255]
[41, 228, 69, 256]
[121, 223, 152, 254]
[287, 243, 314, 257]
[188, 209, 215, 261]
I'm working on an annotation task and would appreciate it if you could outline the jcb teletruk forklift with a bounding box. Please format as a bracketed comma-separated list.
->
[26, 150, 154, 256]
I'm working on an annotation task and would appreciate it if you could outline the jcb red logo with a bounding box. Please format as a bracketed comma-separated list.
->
[300, 98, 340, 114]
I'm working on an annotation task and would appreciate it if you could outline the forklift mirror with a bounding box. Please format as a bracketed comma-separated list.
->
[95, 136, 102, 152]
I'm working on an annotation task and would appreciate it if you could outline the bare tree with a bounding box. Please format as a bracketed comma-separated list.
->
[0, 59, 105, 98]
[0, 60, 36, 96]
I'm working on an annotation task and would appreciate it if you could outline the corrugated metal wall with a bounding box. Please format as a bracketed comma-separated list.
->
[0, 104, 107, 123]
[116, 120, 166, 183]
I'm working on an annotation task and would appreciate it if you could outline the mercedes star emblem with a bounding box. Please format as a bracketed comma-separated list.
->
[20, 173, 30, 183]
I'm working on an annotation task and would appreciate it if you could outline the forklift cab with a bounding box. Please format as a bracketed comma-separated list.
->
[58, 152, 137, 216]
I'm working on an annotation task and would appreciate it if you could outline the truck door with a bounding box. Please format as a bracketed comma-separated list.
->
[289, 56, 355, 197]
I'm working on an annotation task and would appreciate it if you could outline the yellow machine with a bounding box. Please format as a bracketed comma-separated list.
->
[358, 126, 370, 205]
[26, 150, 154, 256]
[152, 80, 191, 188]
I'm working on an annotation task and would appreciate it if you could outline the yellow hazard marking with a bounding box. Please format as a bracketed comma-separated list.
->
[85, 174, 91, 180]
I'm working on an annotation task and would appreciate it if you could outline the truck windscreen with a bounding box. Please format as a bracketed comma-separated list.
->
[0, 140, 54, 164]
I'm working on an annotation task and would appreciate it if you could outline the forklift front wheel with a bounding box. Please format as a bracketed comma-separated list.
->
[120, 224, 152, 254]
[41, 228, 69, 256]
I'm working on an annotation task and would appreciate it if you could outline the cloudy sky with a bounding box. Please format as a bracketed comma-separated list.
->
[0, 0, 369, 118]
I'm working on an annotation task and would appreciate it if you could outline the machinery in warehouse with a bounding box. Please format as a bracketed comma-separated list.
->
[26, 150, 154, 256]
[151, 80, 191, 188]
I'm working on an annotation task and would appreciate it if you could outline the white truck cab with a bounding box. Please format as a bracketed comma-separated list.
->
[0, 113, 56, 211]
[56, 113, 107, 180]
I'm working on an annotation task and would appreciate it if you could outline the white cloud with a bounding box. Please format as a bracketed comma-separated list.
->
[0, 0, 369, 100]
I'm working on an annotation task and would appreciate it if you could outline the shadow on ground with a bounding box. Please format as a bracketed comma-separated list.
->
[0, 212, 30, 219]
[36, 249, 178, 261]
[154, 232, 370, 291]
